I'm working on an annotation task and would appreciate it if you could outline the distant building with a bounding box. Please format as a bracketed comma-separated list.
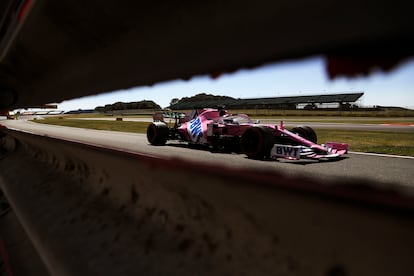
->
[169, 92, 364, 110]
[64, 109, 96, 114]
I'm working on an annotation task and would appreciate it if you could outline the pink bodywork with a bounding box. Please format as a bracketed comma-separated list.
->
[176, 108, 348, 160]
[177, 109, 252, 143]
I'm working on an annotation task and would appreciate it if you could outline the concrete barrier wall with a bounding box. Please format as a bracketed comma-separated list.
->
[0, 129, 413, 275]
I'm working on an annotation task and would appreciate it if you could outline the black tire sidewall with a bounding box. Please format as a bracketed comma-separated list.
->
[241, 126, 274, 159]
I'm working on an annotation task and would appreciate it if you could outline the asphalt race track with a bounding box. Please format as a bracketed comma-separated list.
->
[1, 119, 413, 191]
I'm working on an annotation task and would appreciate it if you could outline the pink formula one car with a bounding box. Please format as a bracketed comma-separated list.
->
[147, 108, 348, 160]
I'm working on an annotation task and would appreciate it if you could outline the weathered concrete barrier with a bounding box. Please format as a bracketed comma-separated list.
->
[0, 128, 413, 275]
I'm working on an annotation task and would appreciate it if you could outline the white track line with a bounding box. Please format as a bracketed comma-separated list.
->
[380, 124, 414, 127]
[349, 151, 414, 159]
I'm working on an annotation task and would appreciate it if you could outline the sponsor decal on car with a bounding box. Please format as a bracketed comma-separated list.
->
[188, 117, 203, 142]
[271, 144, 301, 160]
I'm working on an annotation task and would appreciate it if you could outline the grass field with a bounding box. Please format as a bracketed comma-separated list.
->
[33, 117, 414, 157]
[34, 117, 149, 133]
[259, 118, 414, 125]
[48, 107, 414, 119]
[316, 129, 414, 156]
[36, 113, 414, 125]
[229, 108, 414, 118]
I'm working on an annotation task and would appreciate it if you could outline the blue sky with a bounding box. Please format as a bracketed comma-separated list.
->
[58, 56, 414, 111]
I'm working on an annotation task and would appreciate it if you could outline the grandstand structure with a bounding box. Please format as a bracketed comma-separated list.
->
[169, 92, 364, 110]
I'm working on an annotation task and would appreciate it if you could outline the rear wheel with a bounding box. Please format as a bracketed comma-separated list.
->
[147, 122, 169, 145]
[290, 125, 317, 143]
[241, 126, 274, 159]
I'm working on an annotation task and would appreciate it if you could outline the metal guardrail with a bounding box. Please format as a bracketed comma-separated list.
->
[0, 128, 413, 275]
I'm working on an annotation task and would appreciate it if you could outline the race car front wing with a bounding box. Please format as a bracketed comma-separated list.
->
[270, 142, 348, 160]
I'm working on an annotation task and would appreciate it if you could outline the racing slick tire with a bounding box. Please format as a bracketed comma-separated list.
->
[147, 122, 169, 145]
[241, 126, 274, 159]
[290, 125, 317, 143]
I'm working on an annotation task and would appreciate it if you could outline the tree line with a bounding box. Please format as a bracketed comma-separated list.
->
[94, 93, 229, 113]
[169, 93, 234, 106]
[95, 100, 161, 113]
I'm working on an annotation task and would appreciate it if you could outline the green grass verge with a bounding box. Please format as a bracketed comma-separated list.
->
[34, 118, 150, 133]
[227, 109, 414, 117]
[316, 129, 414, 156]
[61, 113, 414, 124]
[279, 118, 414, 124]
[33, 118, 414, 156]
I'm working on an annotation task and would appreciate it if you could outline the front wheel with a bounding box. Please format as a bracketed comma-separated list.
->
[290, 125, 317, 143]
[241, 126, 274, 159]
[147, 122, 169, 145]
